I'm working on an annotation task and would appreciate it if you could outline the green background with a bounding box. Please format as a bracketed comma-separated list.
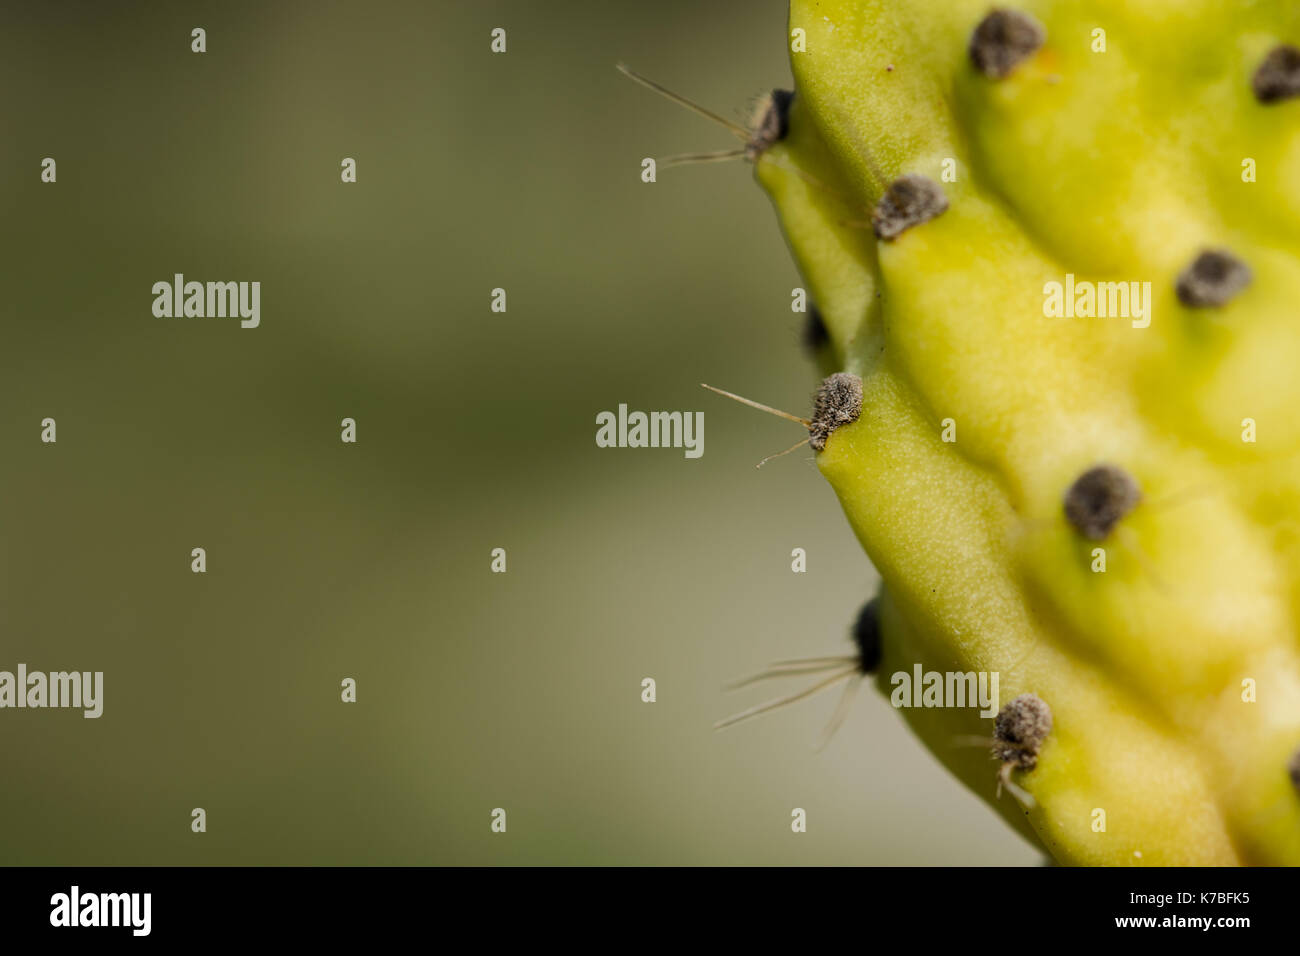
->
[0, 0, 1035, 864]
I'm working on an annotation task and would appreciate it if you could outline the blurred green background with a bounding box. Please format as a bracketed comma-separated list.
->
[0, 0, 1035, 864]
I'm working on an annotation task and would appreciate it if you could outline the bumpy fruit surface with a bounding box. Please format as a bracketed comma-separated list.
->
[755, 0, 1300, 864]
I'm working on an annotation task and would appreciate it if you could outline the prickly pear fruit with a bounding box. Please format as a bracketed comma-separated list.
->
[753, 0, 1300, 865]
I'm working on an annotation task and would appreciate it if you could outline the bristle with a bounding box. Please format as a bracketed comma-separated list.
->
[616, 63, 750, 139]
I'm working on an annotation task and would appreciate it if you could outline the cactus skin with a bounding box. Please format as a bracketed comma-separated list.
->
[755, 0, 1300, 865]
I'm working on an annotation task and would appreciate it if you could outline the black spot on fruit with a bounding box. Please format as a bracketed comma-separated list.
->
[809, 373, 863, 452]
[851, 597, 882, 674]
[1176, 250, 1252, 307]
[1253, 45, 1300, 104]
[969, 9, 1046, 79]
[871, 174, 949, 240]
[1289, 746, 1300, 796]
[802, 305, 830, 352]
[994, 694, 1053, 771]
[748, 89, 794, 160]
[1064, 464, 1141, 541]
